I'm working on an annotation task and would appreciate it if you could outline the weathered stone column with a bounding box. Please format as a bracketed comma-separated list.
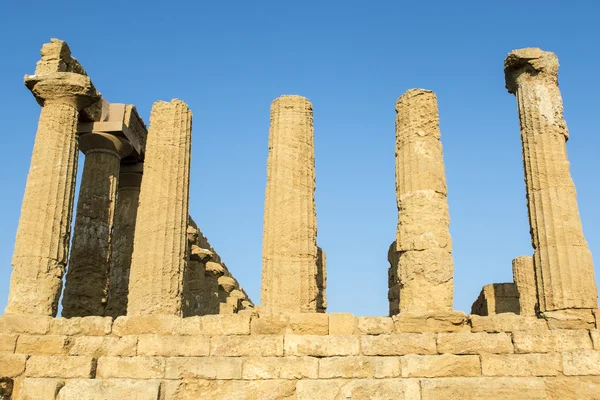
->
[389, 89, 454, 314]
[505, 48, 598, 311]
[104, 162, 143, 317]
[5, 72, 99, 316]
[61, 133, 132, 317]
[261, 95, 324, 313]
[512, 255, 537, 315]
[127, 100, 192, 315]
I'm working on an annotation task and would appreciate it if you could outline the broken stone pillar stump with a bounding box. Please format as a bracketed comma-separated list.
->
[61, 133, 132, 317]
[261, 95, 324, 313]
[6, 68, 99, 316]
[471, 283, 520, 316]
[512, 255, 537, 315]
[127, 100, 192, 315]
[389, 89, 454, 315]
[104, 162, 143, 317]
[505, 48, 598, 311]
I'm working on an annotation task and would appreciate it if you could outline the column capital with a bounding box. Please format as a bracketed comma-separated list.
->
[504, 48, 559, 94]
[24, 72, 100, 110]
[79, 132, 133, 158]
[119, 162, 144, 189]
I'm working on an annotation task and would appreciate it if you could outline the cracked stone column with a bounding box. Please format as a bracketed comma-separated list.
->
[61, 133, 132, 317]
[512, 255, 537, 315]
[127, 100, 192, 315]
[5, 54, 99, 315]
[389, 89, 454, 315]
[505, 48, 598, 311]
[104, 162, 143, 317]
[261, 95, 324, 313]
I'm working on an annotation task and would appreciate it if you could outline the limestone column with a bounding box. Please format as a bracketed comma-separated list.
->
[512, 255, 537, 315]
[104, 162, 143, 317]
[127, 100, 192, 315]
[61, 133, 132, 317]
[390, 89, 454, 314]
[505, 48, 598, 311]
[261, 95, 323, 313]
[5, 72, 98, 316]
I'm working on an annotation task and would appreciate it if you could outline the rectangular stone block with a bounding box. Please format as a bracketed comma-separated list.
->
[25, 356, 93, 378]
[401, 354, 480, 377]
[296, 379, 421, 400]
[420, 377, 547, 399]
[361, 333, 436, 356]
[112, 315, 180, 336]
[355, 316, 394, 335]
[0, 354, 27, 377]
[544, 376, 600, 400]
[19, 378, 64, 400]
[512, 329, 592, 353]
[0, 335, 17, 353]
[543, 309, 596, 330]
[562, 350, 600, 376]
[68, 336, 137, 357]
[211, 335, 283, 356]
[285, 334, 359, 357]
[138, 334, 209, 356]
[165, 357, 242, 379]
[470, 314, 547, 333]
[175, 314, 251, 335]
[481, 353, 561, 376]
[328, 312, 355, 335]
[393, 311, 468, 333]
[48, 317, 113, 336]
[592, 330, 600, 350]
[250, 314, 290, 335]
[16, 335, 69, 355]
[242, 356, 318, 379]
[56, 379, 160, 400]
[0, 315, 50, 335]
[437, 332, 514, 354]
[319, 356, 400, 379]
[170, 379, 297, 400]
[288, 313, 329, 335]
[96, 356, 165, 379]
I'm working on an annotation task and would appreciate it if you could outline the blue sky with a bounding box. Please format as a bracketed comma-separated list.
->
[1, 1, 599, 315]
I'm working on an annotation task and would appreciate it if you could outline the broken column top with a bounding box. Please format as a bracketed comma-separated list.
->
[271, 94, 312, 108]
[396, 88, 435, 105]
[25, 38, 100, 111]
[504, 48, 559, 94]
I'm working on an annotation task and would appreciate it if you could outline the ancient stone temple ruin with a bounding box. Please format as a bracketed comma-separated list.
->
[0, 39, 598, 399]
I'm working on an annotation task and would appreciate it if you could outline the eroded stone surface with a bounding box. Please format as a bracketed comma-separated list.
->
[261, 95, 324, 314]
[505, 47, 598, 311]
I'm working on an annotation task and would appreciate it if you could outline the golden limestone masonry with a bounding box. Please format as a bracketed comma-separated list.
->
[0, 39, 598, 399]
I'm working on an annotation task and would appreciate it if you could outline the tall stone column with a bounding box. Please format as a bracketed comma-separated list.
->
[127, 100, 192, 315]
[505, 48, 598, 311]
[104, 162, 143, 317]
[62, 133, 132, 317]
[390, 89, 454, 314]
[261, 95, 324, 313]
[5, 72, 99, 316]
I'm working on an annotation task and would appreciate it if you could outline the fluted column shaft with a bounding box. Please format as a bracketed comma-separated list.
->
[505, 48, 597, 311]
[127, 100, 192, 315]
[104, 162, 143, 317]
[6, 72, 98, 316]
[390, 89, 454, 315]
[261, 95, 322, 313]
[62, 133, 131, 317]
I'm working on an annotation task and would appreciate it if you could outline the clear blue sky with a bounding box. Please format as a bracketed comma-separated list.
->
[1, 1, 599, 316]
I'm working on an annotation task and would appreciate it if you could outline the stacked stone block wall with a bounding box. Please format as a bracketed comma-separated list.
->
[183, 218, 253, 316]
[1, 312, 599, 399]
